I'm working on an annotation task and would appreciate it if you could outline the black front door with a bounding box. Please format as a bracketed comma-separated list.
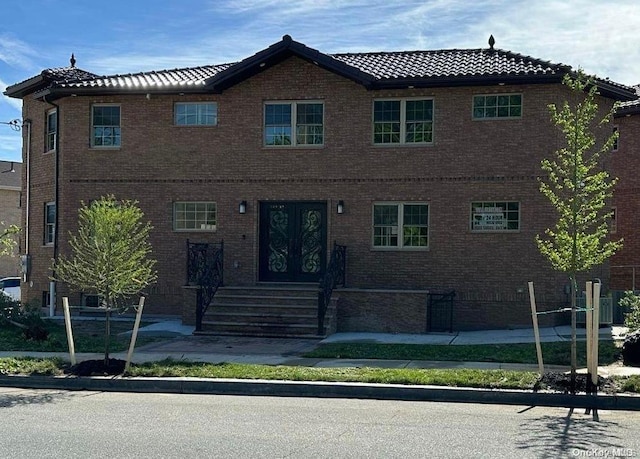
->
[259, 202, 327, 282]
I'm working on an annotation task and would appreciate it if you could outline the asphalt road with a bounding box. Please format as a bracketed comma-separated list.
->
[1, 388, 639, 458]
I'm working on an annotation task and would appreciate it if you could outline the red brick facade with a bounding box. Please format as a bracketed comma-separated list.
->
[611, 109, 640, 291]
[15, 53, 622, 331]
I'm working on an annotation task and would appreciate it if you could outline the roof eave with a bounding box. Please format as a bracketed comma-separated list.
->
[614, 103, 640, 117]
[591, 81, 638, 101]
[33, 85, 207, 101]
[372, 73, 636, 101]
[371, 73, 565, 90]
[3, 74, 48, 99]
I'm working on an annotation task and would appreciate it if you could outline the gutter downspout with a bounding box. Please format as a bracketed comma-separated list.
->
[44, 96, 59, 317]
[23, 119, 31, 258]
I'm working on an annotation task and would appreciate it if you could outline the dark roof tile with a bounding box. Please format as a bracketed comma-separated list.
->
[331, 48, 568, 80]
[57, 63, 233, 90]
[5, 37, 635, 101]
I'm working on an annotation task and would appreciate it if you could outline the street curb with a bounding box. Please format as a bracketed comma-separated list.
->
[1, 375, 639, 410]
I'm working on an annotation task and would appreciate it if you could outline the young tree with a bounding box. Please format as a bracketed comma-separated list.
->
[0, 223, 19, 257]
[53, 196, 157, 365]
[536, 71, 622, 389]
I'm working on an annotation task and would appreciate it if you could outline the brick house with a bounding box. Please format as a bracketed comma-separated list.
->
[4, 35, 635, 334]
[611, 88, 640, 293]
[0, 160, 21, 277]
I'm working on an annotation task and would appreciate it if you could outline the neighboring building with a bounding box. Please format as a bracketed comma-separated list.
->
[0, 160, 21, 277]
[611, 87, 640, 293]
[4, 35, 636, 333]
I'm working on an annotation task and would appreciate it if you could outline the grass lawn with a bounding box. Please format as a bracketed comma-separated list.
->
[0, 356, 540, 389]
[0, 318, 156, 353]
[1, 356, 639, 393]
[303, 340, 621, 366]
[1, 318, 636, 394]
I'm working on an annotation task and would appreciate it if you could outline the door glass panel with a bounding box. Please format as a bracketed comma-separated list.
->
[268, 206, 288, 273]
[300, 210, 322, 274]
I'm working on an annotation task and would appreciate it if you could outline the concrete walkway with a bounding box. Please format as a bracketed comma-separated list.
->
[3, 320, 640, 410]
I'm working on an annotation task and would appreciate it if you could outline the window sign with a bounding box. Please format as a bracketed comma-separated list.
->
[471, 202, 519, 231]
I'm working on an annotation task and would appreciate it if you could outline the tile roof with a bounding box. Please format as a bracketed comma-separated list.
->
[331, 48, 568, 80]
[44, 66, 98, 81]
[57, 63, 233, 91]
[4, 36, 636, 102]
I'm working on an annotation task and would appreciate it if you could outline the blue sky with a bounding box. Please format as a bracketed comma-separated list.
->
[1, 0, 639, 162]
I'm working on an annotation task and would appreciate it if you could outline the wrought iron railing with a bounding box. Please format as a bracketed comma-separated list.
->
[186, 240, 224, 331]
[427, 290, 455, 333]
[318, 242, 346, 335]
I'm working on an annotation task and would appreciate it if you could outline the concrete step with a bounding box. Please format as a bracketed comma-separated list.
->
[199, 285, 337, 338]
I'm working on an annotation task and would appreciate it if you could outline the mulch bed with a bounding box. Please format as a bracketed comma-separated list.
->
[65, 358, 126, 376]
[536, 372, 619, 394]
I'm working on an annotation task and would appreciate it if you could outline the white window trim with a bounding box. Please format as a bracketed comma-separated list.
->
[371, 201, 430, 250]
[91, 104, 121, 149]
[45, 108, 57, 153]
[470, 201, 521, 232]
[44, 201, 55, 246]
[174, 102, 218, 126]
[173, 201, 217, 232]
[372, 97, 435, 146]
[263, 100, 325, 147]
[472, 93, 523, 120]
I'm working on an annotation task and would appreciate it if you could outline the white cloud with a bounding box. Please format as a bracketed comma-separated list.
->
[0, 132, 23, 162]
[0, 79, 23, 113]
[453, 0, 640, 85]
[7, 0, 640, 87]
[0, 34, 39, 70]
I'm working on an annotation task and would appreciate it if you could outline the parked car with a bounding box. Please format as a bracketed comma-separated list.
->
[0, 276, 20, 301]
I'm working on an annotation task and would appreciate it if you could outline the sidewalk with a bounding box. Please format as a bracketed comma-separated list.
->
[2, 321, 636, 377]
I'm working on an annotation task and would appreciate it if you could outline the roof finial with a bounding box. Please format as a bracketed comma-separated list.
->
[70, 53, 76, 68]
[488, 35, 495, 50]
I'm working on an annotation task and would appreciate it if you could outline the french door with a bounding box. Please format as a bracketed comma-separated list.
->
[259, 202, 327, 282]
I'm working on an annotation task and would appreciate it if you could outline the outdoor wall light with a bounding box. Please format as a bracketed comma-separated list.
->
[337, 200, 344, 214]
[239, 200, 247, 214]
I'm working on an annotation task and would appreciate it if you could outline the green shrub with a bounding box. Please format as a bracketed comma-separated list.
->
[0, 298, 48, 341]
[619, 291, 640, 332]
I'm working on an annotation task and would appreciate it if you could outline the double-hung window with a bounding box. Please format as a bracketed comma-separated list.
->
[373, 99, 433, 145]
[173, 202, 217, 231]
[91, 105, 121, 147]
[175, 102, 217, 126]
[44, 202, 55, 245]
[264, 101, 324, 146]
[45, 109, 56, 152]
[470, 201, 520, 231]
[473, 94, 522, 119]
[373, 203, 429, 249]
